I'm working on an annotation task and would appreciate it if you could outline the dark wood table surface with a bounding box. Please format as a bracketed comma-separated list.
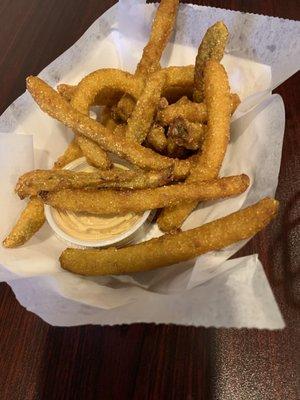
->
[0, 1, 299, 399]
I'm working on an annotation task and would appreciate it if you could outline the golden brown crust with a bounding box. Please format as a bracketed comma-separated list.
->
[57, 84, 76, 102]
[3, 198, 46, 248]
[26, 76, 190, 177]
[60, 198, 278, 276]
[54, 139, 83, 170]
[3, 136, 83, 248]
[230, 93, 241, 114]
[70, 69, 146, 169]
[40, 175, 249, 215]
[146, 124, 168, 153]
[136, 0, 180, 77]
[158, 98, 207, 125]
[16, 168, 172, 198]
[71, 69, 144, 115]
[114, 0, 180, 121]
[125, 72, 166, 143]
[158, 60, 231, 231]
[193, 21, 229, 102]
[113, 65, 195, 122]
[75, 136, 111, 169]
[3, 17, 258, 253]
[158, 93, 238, 126]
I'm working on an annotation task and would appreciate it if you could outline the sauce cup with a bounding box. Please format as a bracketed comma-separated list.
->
[44, 155, 153, 248]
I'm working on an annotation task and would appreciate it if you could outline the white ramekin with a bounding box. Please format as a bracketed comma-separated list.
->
[44, 156, 153, 248]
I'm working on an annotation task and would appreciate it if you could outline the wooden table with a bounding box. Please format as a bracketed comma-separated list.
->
[0, 1, 299, 399]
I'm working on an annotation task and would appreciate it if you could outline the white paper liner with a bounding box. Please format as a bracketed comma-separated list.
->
[8, 255, 284, 329]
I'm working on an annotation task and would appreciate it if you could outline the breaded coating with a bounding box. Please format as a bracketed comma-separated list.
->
[158, 60, 231, 231]
[40, 175, 249, 215]
[16, 168, 172, 198]
[4, 69, 135, 246]
[60, 198, 279, 276]
[189, 61, 231, 179]
[194, 21, 229, 102]
[3, 198, 46, 248]
[54, 139, 83, 170]
[57, 83, 124, 108]
[166, 137, 189, 159]
[159, 98, 207, 125]
[57, 84, 76, 102]
[115, 0, 180, 121]
[72, 69, 144, 115]
[26, 76, 190, 176]
[71, 69, 146, 168]
[75, 136, 111, 169]
[3, 137, 83, 248]
[146, 124, 168, 153]
[125, 72, 166, 143]
[163, 86, 193, 104]
[158, 93, 239, 126]
[164, 66, 194, 89]
[114, 65, 195, 122]
[136, 0, 180, 76]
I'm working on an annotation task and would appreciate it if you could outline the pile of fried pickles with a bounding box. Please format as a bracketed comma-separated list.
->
[3, 0, 278, 276]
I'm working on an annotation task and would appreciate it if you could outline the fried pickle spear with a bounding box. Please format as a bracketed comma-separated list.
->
[193, 21, 229, 103]
[60, 198, 278, 276]
[16, 168, 172, 198]
[58, 92, 111, 170]
[40, 175, 249, 215]
[26, 76, 191, 178]
[4, 68, 123, 247]
[57, 69, 143, 170]
[125, 71, 166, 143]
[158, 60, 231, 231]
[168, 117, 206, 150]
[2, 136, 83, 248]
[158, 93, 240, 126]
[164, 66, 194, 91]
[54, 138, 83, 169]
[115, 0, 180, 121]
[2, 198, 46, 248]
[68, 68, 144, 152]
[67, 70, 143, 163]
[146, 124, 168, 153]
[75, 136, 111, 169]
[3, 133, 84, 248]
[136, 0, 180, 76]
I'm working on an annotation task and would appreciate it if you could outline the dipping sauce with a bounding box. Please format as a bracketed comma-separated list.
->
[51, 159, 143, 242]
[52, 209, 142, 241]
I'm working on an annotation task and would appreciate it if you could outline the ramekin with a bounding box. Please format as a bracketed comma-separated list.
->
[44, 156, 153, 248]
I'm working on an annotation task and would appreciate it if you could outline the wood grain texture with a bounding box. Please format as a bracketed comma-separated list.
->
[0, 1, 299, 399]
